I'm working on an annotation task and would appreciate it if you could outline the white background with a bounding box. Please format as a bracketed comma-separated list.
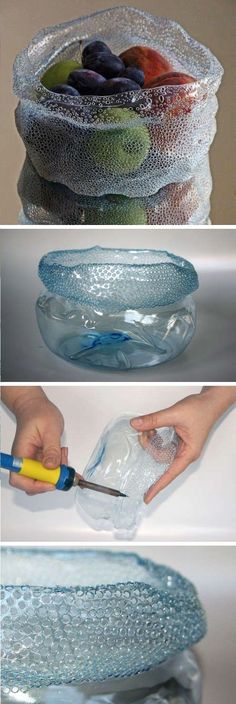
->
[1, 384, 236, 542]
[1, 228, 236, 382]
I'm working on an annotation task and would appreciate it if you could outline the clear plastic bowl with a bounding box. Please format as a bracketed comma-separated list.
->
[18, 155, 212, 225]
[36, 247, 199, 370]
[13, 7, 223, 197]
[1, 549, 206, 690]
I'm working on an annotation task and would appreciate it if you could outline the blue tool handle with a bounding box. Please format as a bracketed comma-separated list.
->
[0, 452, 75, 491]
[0, 453, 19, 470]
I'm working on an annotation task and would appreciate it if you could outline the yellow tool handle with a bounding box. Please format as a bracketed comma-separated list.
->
[20, 458, 61, 484]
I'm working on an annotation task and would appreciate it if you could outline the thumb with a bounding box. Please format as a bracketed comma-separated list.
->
[42, 430, 62, 468]
[131, 408, 175, 432]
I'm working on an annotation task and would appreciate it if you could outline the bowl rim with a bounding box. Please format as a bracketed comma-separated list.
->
[13, 5, 223, 106]
[37, 246, 199, 307]
[2, 547, 197, 596]
[38, 245, 198, 271]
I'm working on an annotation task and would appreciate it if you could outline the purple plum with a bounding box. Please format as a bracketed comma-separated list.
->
[95, 77, 141, 95]
[82, 40, 112, 61]
[68, 69, 106, 94]
[121, 66, 145, 86]
[83, 53, 125, 79]
[50, 84, 80, 96]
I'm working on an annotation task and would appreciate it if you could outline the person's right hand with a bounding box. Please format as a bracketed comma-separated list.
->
[10, 393, 66, 495]
[131, 391, 221, 504]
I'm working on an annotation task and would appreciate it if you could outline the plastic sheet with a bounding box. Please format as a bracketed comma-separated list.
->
[78, 416, 179, 535]
[13, 7, 223, 197]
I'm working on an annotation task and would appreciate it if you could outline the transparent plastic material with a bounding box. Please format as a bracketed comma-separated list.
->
[38, 248, 199, 309]
[13, 7, 223, 197]
[18, 156, 212, 226]
[36, 247, 198, 370]
[78, 416, 178, 536]
[1, 549, 206, 692]
[1, 651, 202, 704]
[36, 293, 196, 369]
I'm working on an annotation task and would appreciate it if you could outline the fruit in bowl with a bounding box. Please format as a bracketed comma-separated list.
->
[68, 69, 106, 94]
[88, 107, 151, 175]
[145, 71, 196, 88]
[122, 66, 145, 86]
[145, 70, 197, 116]
[120, 45, 173, 86]
[39, 39, 197, 165]
[85, 194, 147, 225]
[147, 180, 199, 225]
[41, 59, 82, 90]
[40, 40, 195, 99]
[51, 84, 80, 96]
[95, 77, 141, 95]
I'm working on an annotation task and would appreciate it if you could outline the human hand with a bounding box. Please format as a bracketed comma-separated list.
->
[131, 389, 226, 503]
[9, 391, 65, 495]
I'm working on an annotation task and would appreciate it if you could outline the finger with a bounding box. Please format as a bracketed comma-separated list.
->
[61, 446, 68, 465]
[138, 430, 156, 450]
[144, 451, 194, 504]
[131, 409, 174, 432]
[42, 429, 63, 468]
[9, 472, 55, 495]
[12, 435, 40, 459]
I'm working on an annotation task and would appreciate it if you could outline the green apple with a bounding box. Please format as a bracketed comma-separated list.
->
[85, 194, 147, 225]
[41, 60, 82, 90]
[88, 107, 151, 175]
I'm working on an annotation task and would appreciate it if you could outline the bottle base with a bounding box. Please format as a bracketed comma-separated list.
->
[57, 332, 192, 369]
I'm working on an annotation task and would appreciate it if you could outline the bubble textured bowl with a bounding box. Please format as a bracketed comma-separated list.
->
[36, 247, 198, 370]
[38, 247, 199, 309]
[18, 156, 211, 226]
[78, 416, 179, 536]
[1, 549, 207, 691]
[13, 7, 223, 197]
[1, 651, 202, 704]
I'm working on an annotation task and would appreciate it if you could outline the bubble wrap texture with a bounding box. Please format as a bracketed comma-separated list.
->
[78, 417, 178, 534]
[38, 247, 199, 310]
[18, 155, 212, 225]
[13, 7, 223, 197]
[1, 549, 206, 690]
[1, 650, 202, 704]
[36, 292, 196, 370]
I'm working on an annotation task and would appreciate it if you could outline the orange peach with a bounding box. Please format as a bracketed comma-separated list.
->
[145, 71, 196, 88]
[119, 45, 173, 86]
[145, 72, 198, 118]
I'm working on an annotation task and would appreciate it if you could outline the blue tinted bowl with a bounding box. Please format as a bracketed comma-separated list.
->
[1, 549, 206, 689]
